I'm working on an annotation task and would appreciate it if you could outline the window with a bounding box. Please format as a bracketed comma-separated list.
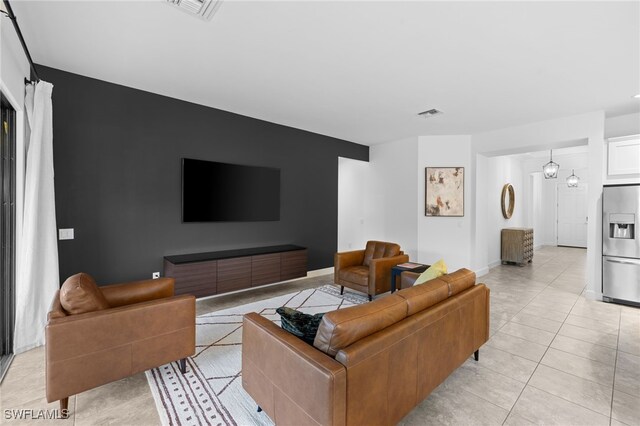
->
[0, 93, 16, 381]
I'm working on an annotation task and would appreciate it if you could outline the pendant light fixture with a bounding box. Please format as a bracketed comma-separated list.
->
[566, 169, 580, 187]
[543, 150, 560, 179]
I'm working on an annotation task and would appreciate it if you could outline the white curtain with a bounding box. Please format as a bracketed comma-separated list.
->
[13, 81, 59, 354]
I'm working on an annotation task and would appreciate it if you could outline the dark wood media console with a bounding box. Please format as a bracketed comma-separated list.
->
[163, 245, 307, 298]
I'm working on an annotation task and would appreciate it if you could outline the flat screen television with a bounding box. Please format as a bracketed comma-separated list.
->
[182, 158, 280, 222]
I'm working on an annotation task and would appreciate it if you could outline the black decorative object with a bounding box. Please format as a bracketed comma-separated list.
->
[276, 307, 325, 345]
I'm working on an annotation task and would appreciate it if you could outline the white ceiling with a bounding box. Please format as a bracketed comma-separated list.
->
[12, 1, 640, 145]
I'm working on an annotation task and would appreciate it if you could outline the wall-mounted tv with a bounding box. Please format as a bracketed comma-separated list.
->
[182, 158, 280, 222]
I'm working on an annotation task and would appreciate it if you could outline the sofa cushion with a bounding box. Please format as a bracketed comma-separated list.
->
[313, 294, 407, 356]
[60, 273, 110, 315]
[396, 278, 450, 316]
[338, 265, 369, 287]
[440, 268, 476, 296]
[362, 241, 401, 267]
[276, 307, 325, 345]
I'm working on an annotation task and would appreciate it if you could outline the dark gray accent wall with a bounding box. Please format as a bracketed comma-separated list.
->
[38, 65, 369, 285]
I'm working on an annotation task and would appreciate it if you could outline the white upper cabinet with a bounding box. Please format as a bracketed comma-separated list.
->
[608, 135, 640, 176]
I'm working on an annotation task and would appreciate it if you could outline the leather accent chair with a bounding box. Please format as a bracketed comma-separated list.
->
[334, 241, 409, 300]
[46, 276, 195, 415]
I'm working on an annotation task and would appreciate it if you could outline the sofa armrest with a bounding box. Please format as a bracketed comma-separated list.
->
[100, 277, 175, 307]
[334, 250, 365, 281]
[48, 290, 67, 320]
[242, 312, 346, 426]
[46, 295, 194, 402]
[369, 254, 409, 294]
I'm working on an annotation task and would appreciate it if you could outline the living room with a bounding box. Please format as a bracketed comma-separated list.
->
[1, 1, 639, 425]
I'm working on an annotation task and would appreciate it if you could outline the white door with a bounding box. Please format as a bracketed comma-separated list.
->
[557, 184, 588, 248]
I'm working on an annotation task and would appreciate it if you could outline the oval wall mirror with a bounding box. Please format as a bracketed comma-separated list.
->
[501, 184, 515, 219]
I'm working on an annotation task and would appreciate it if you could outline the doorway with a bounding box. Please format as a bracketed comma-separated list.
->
[0, 92, 16, 381]
[557, 183, 588, 248]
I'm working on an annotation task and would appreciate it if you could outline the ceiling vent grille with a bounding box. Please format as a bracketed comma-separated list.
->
[418, 109, 444, 118]
[166, 0, 223, 21]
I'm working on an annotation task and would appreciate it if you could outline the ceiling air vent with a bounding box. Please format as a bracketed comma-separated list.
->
[418, 109, 444, 118]
[166, 0, 223, 21]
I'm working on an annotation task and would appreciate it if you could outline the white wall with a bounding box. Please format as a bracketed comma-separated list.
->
[605, 112, 640, 139]
[526, 172, 544, 248]
[484, 156, 524, 267]
[366, 137, 419, 259]
[1, 18, 30, 105]
[360, 135, 473, 270]
[472, 112, 605, 298]
[417, 136, 472, 271]
[337, 157, 370, 252]
[365, 111, 607, 297]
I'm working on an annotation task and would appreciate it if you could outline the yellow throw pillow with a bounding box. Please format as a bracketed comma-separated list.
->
[413, 260, 447, 285]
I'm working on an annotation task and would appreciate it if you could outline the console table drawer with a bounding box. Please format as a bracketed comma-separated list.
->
[281, 249, 308, 280]
[252, 253, 281, 286]
[217, 257, 252, 293]
[164, 259, 217, 296]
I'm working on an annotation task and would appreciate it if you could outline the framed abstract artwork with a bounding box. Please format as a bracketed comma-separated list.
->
[425, 167, 464, 217]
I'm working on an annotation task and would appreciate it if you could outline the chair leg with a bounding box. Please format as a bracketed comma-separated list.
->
[340, 286, 344, 295]
[368, 295, 373, 301]
[60, 397, 69, 418]
[257, 406, 263, 413]
[179, 358, 187, 374]
[474, 349, 479, 361]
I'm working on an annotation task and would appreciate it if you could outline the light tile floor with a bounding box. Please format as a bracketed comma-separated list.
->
[1, 247, 639, 425]
[400, 246, 640, 426]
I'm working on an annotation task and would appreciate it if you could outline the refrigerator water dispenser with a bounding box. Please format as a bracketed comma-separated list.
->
[609, 214, 635, 239]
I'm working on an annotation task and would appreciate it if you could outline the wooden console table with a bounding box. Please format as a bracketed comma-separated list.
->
[164, 245, 307, 298]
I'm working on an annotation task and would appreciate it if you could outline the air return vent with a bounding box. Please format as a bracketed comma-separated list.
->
[418, 109, 444, 118]
[166, 0, 223, 21]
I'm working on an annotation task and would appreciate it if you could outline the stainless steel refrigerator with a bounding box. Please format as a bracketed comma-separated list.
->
[602, 184, 640, 306]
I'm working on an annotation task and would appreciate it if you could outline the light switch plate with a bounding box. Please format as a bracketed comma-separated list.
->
[59, 228, 74, 240]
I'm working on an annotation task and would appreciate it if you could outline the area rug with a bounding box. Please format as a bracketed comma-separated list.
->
[146, 285, 367, 426]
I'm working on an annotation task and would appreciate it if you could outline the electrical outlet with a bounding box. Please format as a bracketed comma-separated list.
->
[58, 228, 74, 240]
[152, 272, 160, 279]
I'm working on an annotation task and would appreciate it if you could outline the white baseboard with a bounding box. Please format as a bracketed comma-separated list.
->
[14, 341, 43, 355]
[488, 260, 502, 269]
[474, 267, 489, 277]
[307, 267, 334, 277]
[475, 260, 502, 277]
[584, 289, 603, 301]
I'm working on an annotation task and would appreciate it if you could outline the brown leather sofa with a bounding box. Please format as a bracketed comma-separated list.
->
[243, 268, 489, 426]
[46, 274, 195, 414]
[334, 241, 409, 300]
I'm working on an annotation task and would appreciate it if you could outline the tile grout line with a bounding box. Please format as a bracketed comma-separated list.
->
[487, 254, 560, 337]
[609, 311, 622, 426]
[500, 256, 588, 425]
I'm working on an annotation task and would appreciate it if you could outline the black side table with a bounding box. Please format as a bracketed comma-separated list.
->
[390, 263, 429, 293]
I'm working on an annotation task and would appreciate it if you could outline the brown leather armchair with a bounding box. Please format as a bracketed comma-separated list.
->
[334, 241, 409, 300]
[46, 274, 195, 415]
